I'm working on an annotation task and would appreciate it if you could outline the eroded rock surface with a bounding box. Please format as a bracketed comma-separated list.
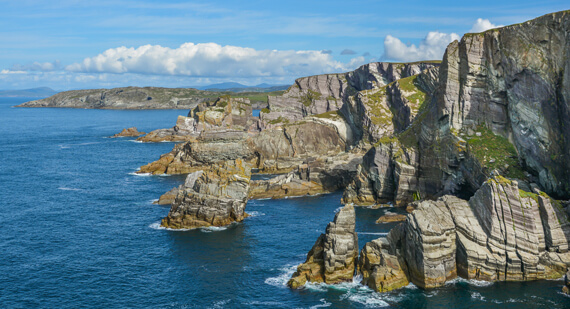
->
[288, 204, 358, 288]
[360, 176, 570, 292]
[161, 159, 251, 229]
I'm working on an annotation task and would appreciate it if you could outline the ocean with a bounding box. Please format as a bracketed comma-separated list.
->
[1, 97, 569, 308]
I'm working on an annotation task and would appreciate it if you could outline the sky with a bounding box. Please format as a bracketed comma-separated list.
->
[0, 0, 568, 90]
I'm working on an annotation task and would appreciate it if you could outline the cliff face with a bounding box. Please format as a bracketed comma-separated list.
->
[261, 62, 439, 126]
[437, 11, 570, 196]
[345, 11, 570, 206]
[358, 176, 570, 292]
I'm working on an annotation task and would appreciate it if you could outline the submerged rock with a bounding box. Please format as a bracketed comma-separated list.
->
[160, 159, 251, 229]
[288, 204, 358, 288]
[375, 213, 407, 223]
[110, 127, 145, 137]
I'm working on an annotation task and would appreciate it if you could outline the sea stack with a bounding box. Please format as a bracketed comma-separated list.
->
[288, 204, 358, 288]
[160, 159, 251, 229]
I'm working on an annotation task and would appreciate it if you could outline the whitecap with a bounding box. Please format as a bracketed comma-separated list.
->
[149, 222, 195, 231]
[129, 172, 152, 177]
[58, 187, 82, 191]
[446, 277, 494, 287]
[470, 291, 485, 301]
[150, 199, 159, 204]
[247, 211, 265, 218]
[200, 226, 228, 233]
[334, 206, 343, 213]
[128, 140, 144, 143]
[358, 232, 389, 236]
[211, 299, 231, 308]
[264, 264, 298, 288]
[309, 298, 332, 308]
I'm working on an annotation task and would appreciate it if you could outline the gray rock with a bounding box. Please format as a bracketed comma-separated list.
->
[288, 204, 358, 288]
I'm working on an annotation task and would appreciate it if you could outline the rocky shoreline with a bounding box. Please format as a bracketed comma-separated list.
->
[124, 10, 569, 293]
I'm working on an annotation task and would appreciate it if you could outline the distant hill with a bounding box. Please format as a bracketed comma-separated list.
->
[0, 87, 58, 98]
[196, 82, 289, 93]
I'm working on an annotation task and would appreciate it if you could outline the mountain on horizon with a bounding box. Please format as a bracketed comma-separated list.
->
[196, 82, 289, 93]
[0, 87, 58, 98]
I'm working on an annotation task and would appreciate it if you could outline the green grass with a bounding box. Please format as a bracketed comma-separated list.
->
[467, 125, 526, 179]
[312, 110, 345, 121]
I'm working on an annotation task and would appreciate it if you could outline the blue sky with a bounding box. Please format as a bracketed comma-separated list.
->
[0, 0, 568, 90]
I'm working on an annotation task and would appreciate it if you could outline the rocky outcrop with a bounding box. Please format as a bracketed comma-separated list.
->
[110, 127, 145, 137]
[161, 159, 251, 229]
[375, 213, 407, 223]
[288, 204, 358, 288]
[436, 11, 570, 197]
[358, 227, 409, 292]
[344, 11, 570, 206]
[359, 176, 570, 292]
[261, 62, 439, 125]
[138, 96, 259, 142]
[563, 268, 570, 294]
[17, 87, 216, 109]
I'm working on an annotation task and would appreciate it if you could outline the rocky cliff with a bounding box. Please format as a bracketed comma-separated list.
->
[345, 10, 570, 206]
[288, 204, 358, 288]
[161, 159, 251, 229]
[358, 176, 570, 292]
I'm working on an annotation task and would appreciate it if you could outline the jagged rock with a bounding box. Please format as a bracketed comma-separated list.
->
[404, 199, 457, 288]
[436, 11, 570, 197]
[375, 213, 407, 223]
[138, 96, 257, 142]
[288, 204, 358, 288]
[156, 187, 179, 205]
[563, 268, 570, 294]
[358, 226, 409, 292]
[362, 175, 570, 293]
[261, 62, 439, 126]
[161, 159, 251, 229]
[111, 127, 145, 138]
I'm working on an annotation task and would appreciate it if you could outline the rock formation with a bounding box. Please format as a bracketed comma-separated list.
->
[16, 86, 278, 110]
[160, 159, 251, 229]
[345, 10, 570, 206]
[288, 204, 358, 288]
[110, 127, 145, 138]
[358, 176, 570, 292]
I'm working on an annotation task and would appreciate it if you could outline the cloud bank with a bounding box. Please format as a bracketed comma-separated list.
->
[65, 43, 362, 77]
[382, 18, 501, 62]
[383, 31, 460, 62]
[469, 18, 503, 33]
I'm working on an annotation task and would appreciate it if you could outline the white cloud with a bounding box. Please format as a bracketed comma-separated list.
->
[383, 31, 460, 62]
[11, 61, 61, 72]
[469, 18, 503, 33]
[65, 43, 360, 77]
[0, 69, 27, 74]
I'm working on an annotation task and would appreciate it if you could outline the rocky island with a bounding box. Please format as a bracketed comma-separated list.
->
[15, 86, 280, 109]
[119, 10, 570, 294]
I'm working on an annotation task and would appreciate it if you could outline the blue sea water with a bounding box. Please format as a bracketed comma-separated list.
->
[1, 97, 569, 308]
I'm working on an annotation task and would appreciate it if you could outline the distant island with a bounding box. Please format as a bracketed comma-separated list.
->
[15, 86, 284, 109]
[0, 87, 58, 98]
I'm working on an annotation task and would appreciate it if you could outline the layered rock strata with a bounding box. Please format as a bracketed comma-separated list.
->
[359, 176, 570, 292]
[288, 204, 358, 288]
[160, 159, 251, 229]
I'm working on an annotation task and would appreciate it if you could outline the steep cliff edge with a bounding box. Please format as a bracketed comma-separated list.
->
[345, 10, 570, 206]
[358, 176, 570, 292]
